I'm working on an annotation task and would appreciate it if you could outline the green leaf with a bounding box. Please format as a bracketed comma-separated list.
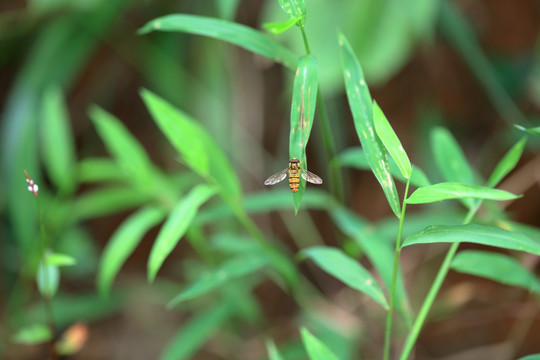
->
[486, 137, 526, 188]
[406, 182, 520, 204]
[300, 328, 340, 360]
[41, 85, 76, 194]
[514, 124, 540, 136]
[289, 55, 319, 213]
[373, 101, 411, 179]
[148, 184, 216, 282]
[299, 246, 388, 309]
[90, 106, 156, 192]
[266, 338, 285, 360]
[140, 89, 242, 208]
[45, 252, 76, 266]
[37, 255, 60, 298]
[76, 158, 124, 183]
[98, 206, 166, 295]
[167, 255, 268, 308]
[263, 15, 301, 34]
[330, 207, 411, 326]
[431, 127, 475, 208]
[403, 224, 540, 255]
[338, 147, 430, 188]
[160, 303, 231, 360]
[12, 324, 52, 344]
[451, 250, 540, 294]
[278, 0, 306, 26]
[138, 14, 297, 70]
[338, 32, 400, 218]
[518, 354, 540, 360]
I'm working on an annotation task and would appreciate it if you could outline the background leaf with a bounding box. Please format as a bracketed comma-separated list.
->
[403, 224, 540, 255]
[37, 257, 60, 298]
[138, 14, 297, 70]
[11, 324, 52, 344]
[451, 250, 540, 294]
[300, 327, 340, 360]
[278, 0, 306, 26]
[338, 32, 400, 218]
[486, 137, 526, 188]
[299, 246, 388, 309]
[406, 182, 520, 204]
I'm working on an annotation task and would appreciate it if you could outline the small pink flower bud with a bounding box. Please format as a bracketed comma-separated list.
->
[24, 170, 39, 197]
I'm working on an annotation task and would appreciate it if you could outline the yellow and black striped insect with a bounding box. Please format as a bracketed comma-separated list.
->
[264, 158, 323, 193]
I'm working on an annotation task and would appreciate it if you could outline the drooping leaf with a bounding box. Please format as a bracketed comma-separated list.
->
[148, 185, 216, 282]
[338, 32, 400, 218]
[373, 101, 411, 179]
[167, 254, 268, 308]
[403, 224, 540, 255]
[451, 250, 540, 294]
[299, 246, 388, 309]
[41, 85, 76, 194]
[138, 14, 297, 70]
[160, 303, 231, 360]
[486, 137, 526, 188]
[300, 327, 340, 360]
[98, 206, 166, 295]
[289, 54, 319, 212]
[406, 182, 519, 204]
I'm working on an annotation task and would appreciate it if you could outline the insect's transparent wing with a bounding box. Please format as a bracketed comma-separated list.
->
[264, 168, 288, 185]
[301, 168, 323, 184]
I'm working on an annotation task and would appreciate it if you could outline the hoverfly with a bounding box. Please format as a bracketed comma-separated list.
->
[264, 158, 323, 192]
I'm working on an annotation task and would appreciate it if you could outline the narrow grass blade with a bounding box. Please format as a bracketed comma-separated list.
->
[330, 207, 411, 326]
[76, 158, 125, 183]
[451, 250, 540, 294]
[148, 185, 216, 282]
[12, 324, 52, 344]
[515, 125, 540, 136]
[289, 55, 319, 212]
[41, 85, 76, 194]
[299, 246, 388, 309]
[160, 303, 230, 360]
[141, 89, 242, 207]
[138, 15, 297, 70]
[98, 206, 166, 295]
[263, 16, 301, 34]
[266, 338, 285, 360]
[338, 32, 400, 218]
[373, 101, 411, 179]
[45, 253, 76, 266]
[278, 0, 306, 26]
[406, 182, 520, 204]
[486, 137, 526, 188]
[167, 255, 268, 308]
[90, 106, 156, 192]
[37, 258, 59, 298]
[300, 328, 340, 360]
[403, 224, 540, 255]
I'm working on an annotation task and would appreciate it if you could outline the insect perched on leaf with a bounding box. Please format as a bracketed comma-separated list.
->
[264, 158, 323, 193]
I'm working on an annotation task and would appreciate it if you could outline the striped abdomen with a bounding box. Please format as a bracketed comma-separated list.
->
[288, 161, 301, 193]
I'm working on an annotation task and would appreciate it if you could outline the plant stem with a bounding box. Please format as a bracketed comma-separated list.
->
[383, 177, 411, 360]
[399, 204, 478, 360]
[299, 26, 344, 203]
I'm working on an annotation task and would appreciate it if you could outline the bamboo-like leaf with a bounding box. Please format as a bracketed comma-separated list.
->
[41, 86, 76, 194]
[518, 354, 540, 360]
[263, 15, 301, 34]
[406, 182, 520, 204]
[373, 101, 411, 179]
[300, 328, 340, 360]
[148, 185, 216, 282]
[451, 250, 540, 294]
[37, 256, 59, 299]
[138, 14, 297, 70]
[45, 252, 76, 266]
[289, 55, 319, 213]
[403, 224, 540, 255]
[299, 246, 388, 309]
[278, 0, 306, 26]
[90, 106, 156, 192]
[160, 303, 231, 360]
[514, 124, 540, 136]
[338, 32, 400, 218]
[266, 339, 285, 360]
[141, 89, 242, 207]
[98, 206, 166, 295]
[167, 254, 268, 308]
[486, 137, 526, 188]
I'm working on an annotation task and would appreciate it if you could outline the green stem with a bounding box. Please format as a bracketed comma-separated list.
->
[383, 177, 411, 360]
[299, 25, 344, 203]
[399, 204, 478, 360]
